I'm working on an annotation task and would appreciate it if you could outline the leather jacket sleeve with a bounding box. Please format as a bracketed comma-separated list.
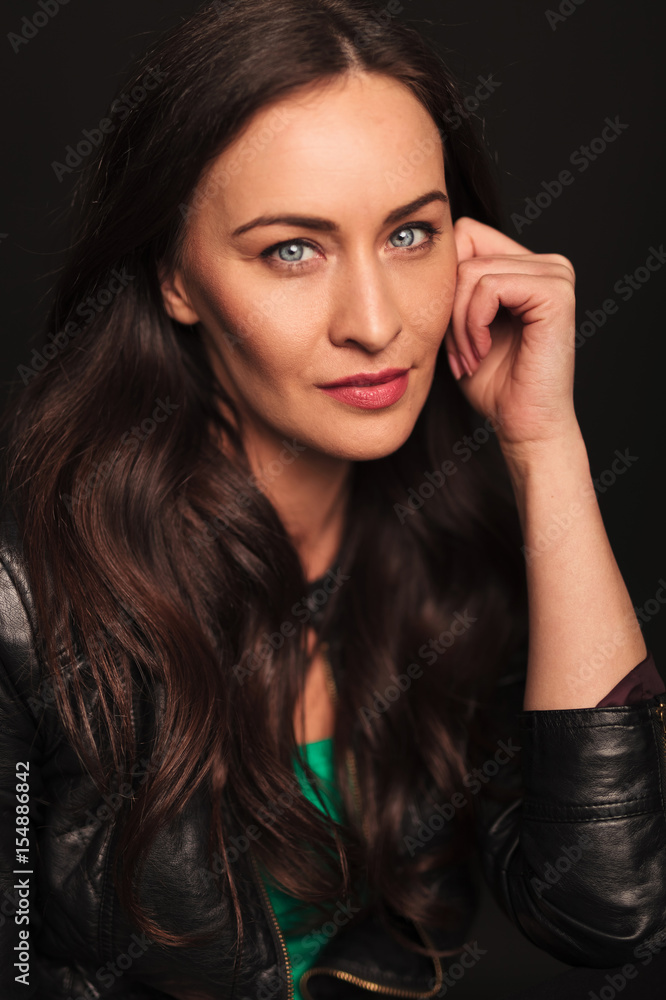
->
[0, 558, 45, 998]
[0, 543, 180, 1000]
[472, 642, 666, 968]
[3, 493, 666, 996]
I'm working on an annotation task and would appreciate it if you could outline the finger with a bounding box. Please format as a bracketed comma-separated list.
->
[468, 252, 576, 284]
[454, 219, 576, 289]
[450, 260, 575, 371]
[464, 272, 575, 353]
[453, 216, 533, 263]
[443, 324, 464, 381]
[447, 347, 464, 381]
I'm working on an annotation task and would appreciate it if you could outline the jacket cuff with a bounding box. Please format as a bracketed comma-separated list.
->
[517, 699, 665, 820]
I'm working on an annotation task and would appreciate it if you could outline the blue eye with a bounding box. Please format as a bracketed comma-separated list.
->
[269, 241, 318, 264]
[389, 225, 434, 249]
[260, 220, 442, 268]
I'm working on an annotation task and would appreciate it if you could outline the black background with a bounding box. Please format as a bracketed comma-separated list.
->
[1, 1, 664, 996]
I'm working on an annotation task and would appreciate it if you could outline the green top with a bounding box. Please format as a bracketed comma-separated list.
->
[259, 736, 346, 1000]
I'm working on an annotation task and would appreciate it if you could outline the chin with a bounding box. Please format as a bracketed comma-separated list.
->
[312, 417, 419, 462]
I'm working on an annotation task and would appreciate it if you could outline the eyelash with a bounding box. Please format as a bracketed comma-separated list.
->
[259, 221, 443, 268]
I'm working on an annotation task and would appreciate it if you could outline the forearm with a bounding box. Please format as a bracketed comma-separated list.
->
[500, 425, 647, 710]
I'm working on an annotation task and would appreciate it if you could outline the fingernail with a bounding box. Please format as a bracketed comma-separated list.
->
[460, 355, 473, 377]
[447, 352, 463, 380]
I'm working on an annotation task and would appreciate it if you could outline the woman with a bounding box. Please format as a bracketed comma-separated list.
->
[1, 1, 665, 998]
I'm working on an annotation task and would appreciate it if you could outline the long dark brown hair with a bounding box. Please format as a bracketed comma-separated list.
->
[0, 0, 527, 969]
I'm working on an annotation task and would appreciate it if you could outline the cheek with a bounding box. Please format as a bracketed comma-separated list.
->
[410, 259, 458, 340]
[212, 288, 318, 383]
[182, 254, 307, 387]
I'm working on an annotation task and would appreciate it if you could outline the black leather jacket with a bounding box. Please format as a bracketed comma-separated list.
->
[2, 503, 666, 1000]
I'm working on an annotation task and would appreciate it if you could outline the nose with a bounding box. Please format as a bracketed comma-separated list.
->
[327, 249, 402, 352]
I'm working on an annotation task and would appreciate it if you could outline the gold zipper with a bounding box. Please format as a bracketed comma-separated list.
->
[654, 697, 666, 809]
[248, 847, 294, 1000]
[655, 697, 666, 751]
[305, 644, 444, 999]
[245, 641, 444, 1000]
[344, 741, 371, 843]
[299, 919, 443, 999]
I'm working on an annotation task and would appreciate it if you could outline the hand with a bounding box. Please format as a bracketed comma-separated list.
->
[444, 216, 580, 452]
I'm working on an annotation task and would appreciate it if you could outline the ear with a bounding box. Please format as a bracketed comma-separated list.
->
[159, 264, 201, 325]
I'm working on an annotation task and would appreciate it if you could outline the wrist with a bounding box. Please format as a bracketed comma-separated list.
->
[498, 422, 589, 485]
[498, 428, 594, 535]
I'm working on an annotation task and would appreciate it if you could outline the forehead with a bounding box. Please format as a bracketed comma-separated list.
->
[190, 72, 446, 238]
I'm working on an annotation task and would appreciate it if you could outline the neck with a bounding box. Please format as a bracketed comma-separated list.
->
[242, 418, 352, 583]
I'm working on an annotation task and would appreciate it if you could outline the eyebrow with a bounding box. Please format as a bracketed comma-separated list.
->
[230, 189, 449, 238]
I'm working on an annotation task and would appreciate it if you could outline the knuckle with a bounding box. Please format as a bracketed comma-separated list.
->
[550, 252, 573, 269]
[476, 271, 496, 287]
[457, 258, 487, 280]
[551, 253, 576, 278]
[456, 258, 475, 275]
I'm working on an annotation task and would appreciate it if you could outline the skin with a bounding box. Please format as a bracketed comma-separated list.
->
[160, 70, 458, 583]
[162, 68, 648, 717]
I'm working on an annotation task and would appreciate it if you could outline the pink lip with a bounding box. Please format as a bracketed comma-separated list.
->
[317, 367, 409, 388]
[317, 369, 410, 409]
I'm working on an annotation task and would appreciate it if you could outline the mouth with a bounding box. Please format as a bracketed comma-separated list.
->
[316, 368, 411, 410]
[316, 367, 410, 388]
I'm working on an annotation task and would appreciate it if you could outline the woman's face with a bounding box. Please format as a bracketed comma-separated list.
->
[161, 71, 459, 462]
